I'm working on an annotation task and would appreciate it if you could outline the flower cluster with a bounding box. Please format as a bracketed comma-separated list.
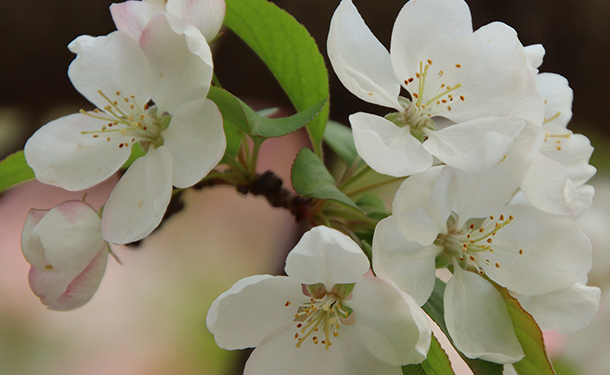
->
[328, 0, 599, 364]
[14, 0, 601, 373]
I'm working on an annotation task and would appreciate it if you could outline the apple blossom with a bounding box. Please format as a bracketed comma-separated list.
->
[24, 13, 225, 244]
[327, 0, 543, 177]
[207, 226, 431, 375]
[21, 201, 109, 311]
[111, 0, 226, 43]
[372, 166, 593, 362]
[517, 72, 596, 216]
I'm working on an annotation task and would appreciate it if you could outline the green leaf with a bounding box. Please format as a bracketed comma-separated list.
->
[208, 86, 249, 158]
[402, 364, 427, 375]
[324, 120, 360, 166]
[243, 97, 327, 138]
[423, 278, 504, 375]
[291, 148, 359, 210]
[403, 333, 455, 375]
[493, 284, 556, 375]
[421, 333, 455, 375]
[224, 0, 330, 155]
[355, 191, 388, 214]
[0, 151, 35, 193]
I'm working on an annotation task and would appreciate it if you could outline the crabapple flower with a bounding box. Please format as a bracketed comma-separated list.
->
[207, 226, 431, 375]
[372, 166, 592, 363]
[111, 0, 226, 43]
[516, 72, 596, 216]
[24, 13, 225, 244]
[327, 0, 544, 177]
[21, 201, 109, 311]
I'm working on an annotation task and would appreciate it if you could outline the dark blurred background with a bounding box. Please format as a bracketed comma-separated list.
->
[1, 0, 609, 167]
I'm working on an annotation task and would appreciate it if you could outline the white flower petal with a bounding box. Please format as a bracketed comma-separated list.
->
[537, 73, 573, 127]
[515, 280, 601, 334]
[450, 120, 543, 223]
[140, 13, 213, 113]
[372, 216, 441, 305]
[327, 0, 401, 109]
[481, 205, 592, 295]
[244, 323, 402, 375]
[284, 226, 369, 289]
[68, 32, 153, 111]
[101, 146, 173, 244]
[392, 166, 454, 245]
[445, 267, 524, 364]
[423, 117, 524, 173]
[390, 0, 472, 84]
[349, 276, 431, 365]
[524, 44, 545, 70]
[166, 0, 226, 42]
[162, 98, 225, 188]
[110, 1, 164, 42]
[542, 126, 595, 186]
[206, 275, 306, 350]
[21, 208, 48, 270]
[24, 113, 132, 191]
[520, 153, 581, 216]
[28, 201, 104, 272]
[350, 112, 432, 177]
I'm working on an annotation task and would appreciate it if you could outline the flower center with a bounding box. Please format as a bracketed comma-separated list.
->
[287, 284, 353, 350]
[542, 129, 571, 152]
[385, 59, 465, 142]
[439, 213, 517, 274]
[80, 90, 170, 152]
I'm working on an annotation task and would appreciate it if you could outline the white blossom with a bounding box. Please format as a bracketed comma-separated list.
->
[207, 226, 431, 375]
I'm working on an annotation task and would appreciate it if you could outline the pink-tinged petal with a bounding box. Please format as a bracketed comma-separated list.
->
[68, 32, 153, 111]
[445, 267, 524, 364]
[166, 0, 226, 42]
[30, 201, 104, 272]
[206, 275, 306, 350]
[327, 0, 401, 109]
[47, 245, 109, 311]
[24, 113, 132, 191]
[285, 226, 369, 290]
[101, 146, 173, 244]
[392, 166, 454, 245]
[450, 120, 543, 224]
[244, 323, 402, 375]
[349, 276, 431, 365]
[515, 280, 601, 334]
[140, 13, 213, 113]
[537, 73, 573, 127]
[424, 117, 524, 173]
[162, 98, 225, 188]
[481, 205, 592, 295]
[390, 0, 472, 85]
[372, 216, 441, 306]
[350, 112, 432, 177]
[21, 208, 49, 270]
[520, 153, 581, 216]
[110, 1, 164, 41]
[524, 44, 545, 70]
[28, 244, 109, 310]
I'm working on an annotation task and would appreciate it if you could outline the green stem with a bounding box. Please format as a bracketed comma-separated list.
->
[338, 165, 371, 191]
[248, 137, 264, 178]
[345, 176, 405, 197]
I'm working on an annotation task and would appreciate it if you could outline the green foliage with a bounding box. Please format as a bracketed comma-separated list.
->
[493, 284, 556, 375]
[403, 333, 455, 375]
[0, 151, 34, 193]
[224, 0, 330, 156]
[291, 148, 359, 209]
[324, 120, 360, 166]
[355, 191, 388, 215]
